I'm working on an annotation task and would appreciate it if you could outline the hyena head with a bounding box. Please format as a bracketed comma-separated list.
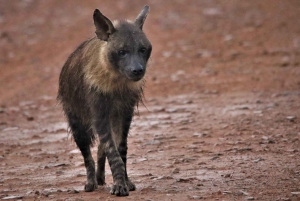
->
[93, 6, 152, 82]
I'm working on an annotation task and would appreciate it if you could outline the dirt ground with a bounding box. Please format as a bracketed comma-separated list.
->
[0, 0, 300, 200]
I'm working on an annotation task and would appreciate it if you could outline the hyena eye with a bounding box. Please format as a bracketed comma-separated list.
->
[140, 48, 147, 54]
[118, 50, 127, 57]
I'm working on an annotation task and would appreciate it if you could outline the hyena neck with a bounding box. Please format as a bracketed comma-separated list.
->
[82, 37, 145, 95]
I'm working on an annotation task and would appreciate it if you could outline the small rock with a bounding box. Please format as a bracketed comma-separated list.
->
[253, 158, 264, 163]
[203, 8, 221, 16]
[182, 158, 196, 162]
[239, 190, 249, 196]
[144, 140, 161, 145]
[176, 178, 194, 183]
[189, 195, 203, 199]
[173, 159, 182, 164]
[2, 127, 19, 132]
[211, 155, 219, 160]
[222, 173, 232, 178]
[237, 147, 252, 152]
[27, 116, 35, 121]
[1, 195, 24, 200]
[291, 192, 300, 195]
[162, 51, 172, 58]
[193, 132, 208, 137]
[280, 56, 290, 67]
[172, 168, 180, 174]
[137, 158, 148, 162]
[53, 163, 69, 167]
[253, 110, 263, 114]
[224, 34, 234, 42]
[42, 190, 51, 196]
[56, 170, 64, 175]
[67, 188, 79, 194]
[25, 191, 33, 196]
[286, 116, 296, 122]
[245, 197, 255, 200]
[155, 176, 173, 180]
[196, 50, 214, 58]
[166, 108, 178, 113]
[183, 100, 193, 104]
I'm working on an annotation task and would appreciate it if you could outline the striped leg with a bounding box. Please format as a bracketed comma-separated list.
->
[120, 111, 136, 191]
[118, 140, 136, 191]
[67, 113, 97, 192]
[104, 138, 128, 196]
[93, 98, 129, 196]
[96, 143, 106, 185]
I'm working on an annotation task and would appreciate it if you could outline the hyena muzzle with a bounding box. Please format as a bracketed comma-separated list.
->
[57, 6, 152, 196]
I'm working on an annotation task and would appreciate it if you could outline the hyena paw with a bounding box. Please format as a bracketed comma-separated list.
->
[126, 179, 136, 191]
[110, 182, 129, 196]
[84, 181, 98, 192]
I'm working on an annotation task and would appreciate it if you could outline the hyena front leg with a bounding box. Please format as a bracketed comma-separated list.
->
[96, 143, 106, 185]
[67, 113, 97, 192]
[119, 111, 136, 191]
[94, 99, 128, 196]
[118, 140, 136, 191]
[104, 138, 128, 196]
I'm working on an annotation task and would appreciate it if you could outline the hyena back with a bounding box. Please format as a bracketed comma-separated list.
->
[57, 6, 152, 196]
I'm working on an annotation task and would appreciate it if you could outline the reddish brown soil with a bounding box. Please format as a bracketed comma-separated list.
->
[0, 0, 300, 200]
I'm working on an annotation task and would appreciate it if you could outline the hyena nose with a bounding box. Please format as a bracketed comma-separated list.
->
[132, 66, 144, 76]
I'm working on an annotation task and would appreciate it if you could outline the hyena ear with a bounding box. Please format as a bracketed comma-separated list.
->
[93, 9, 115, 41]
[134, 5, 150, 30]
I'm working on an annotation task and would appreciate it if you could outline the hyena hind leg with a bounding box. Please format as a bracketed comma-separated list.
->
[67, 113, 98, 192]
[97, 143, 106, 185]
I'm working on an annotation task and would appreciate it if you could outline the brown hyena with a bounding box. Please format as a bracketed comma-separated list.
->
[57, 6, 152, 196]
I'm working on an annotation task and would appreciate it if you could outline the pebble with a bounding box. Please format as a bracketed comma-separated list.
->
[67, 188, 79, 194]
[253, 158, 264, 163]
[137, 158, 148, 162]
[1, 195, 24, 200]
[42, 189, 51, 196]
[2, 127, 19, 132]
[239, 190, 249, 196]
[176, 178, 195, 182]
[172, 168, 180, 174]
[286, 116, 296, 122]
[245, 197, 255, 200]
[189, 195, 203, 199]
[155, 176, 173, 180]
[203, 8, 221, 16]
[280, 56, 290, 67]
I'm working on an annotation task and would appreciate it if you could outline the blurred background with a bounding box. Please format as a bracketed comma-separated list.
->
[0, 0, 299, 106]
